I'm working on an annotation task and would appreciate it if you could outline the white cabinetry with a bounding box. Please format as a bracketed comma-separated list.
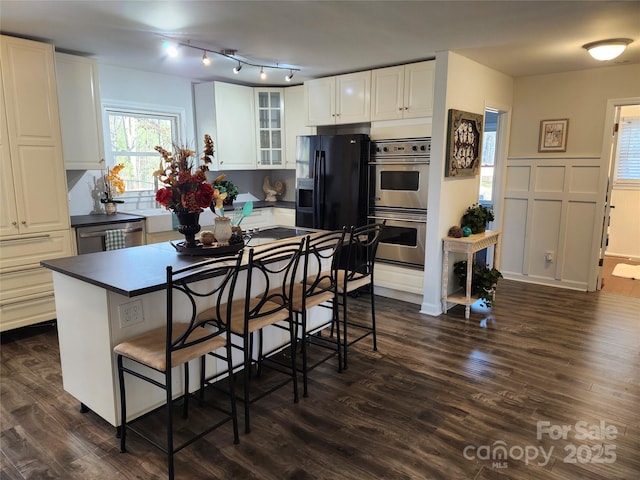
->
[194, 81, 256, 170]
[0, 35, 73, 331]
[304, 71, 371, 126]
[284, 85, 313, 169]
[255, 88, 284, 169]
[371, 61, 435, 121]
[55, 52, 105, 170]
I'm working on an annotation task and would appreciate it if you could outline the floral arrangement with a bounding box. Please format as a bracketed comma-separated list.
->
[100, 161, 126, 203]
[153, 142, 214, 214]
[200, 134, 231, 215]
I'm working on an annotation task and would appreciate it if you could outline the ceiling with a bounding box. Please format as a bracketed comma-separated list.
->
[1, 1, 639, 86]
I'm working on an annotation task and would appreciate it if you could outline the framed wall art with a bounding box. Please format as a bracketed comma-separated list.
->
[538, 118, 569, 152]
[445, 109, 483, 177]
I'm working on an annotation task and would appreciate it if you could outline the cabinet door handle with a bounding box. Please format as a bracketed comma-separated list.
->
[21, 221, 27, 225]
[11, 221, 17, 226]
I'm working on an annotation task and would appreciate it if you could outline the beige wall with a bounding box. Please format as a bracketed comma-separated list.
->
[509, 64, 640, 158]
[422, 51, 514, 315]
[502, 64, 640, 290]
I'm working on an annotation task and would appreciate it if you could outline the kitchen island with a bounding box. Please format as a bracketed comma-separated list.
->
[41, 227, 323, 426]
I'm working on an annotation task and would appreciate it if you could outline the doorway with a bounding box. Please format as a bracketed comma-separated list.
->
[476, 107, 508, 266]
[597, 99, 640, 296]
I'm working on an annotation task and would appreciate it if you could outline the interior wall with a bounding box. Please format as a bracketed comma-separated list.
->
[421, 51, 514, 316]
[503, 64, 640, 290]
[66, 65, 197, 215]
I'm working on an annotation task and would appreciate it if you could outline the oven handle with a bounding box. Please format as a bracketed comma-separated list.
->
[368, 215, 426, 224]
[368, 160, 430, 165]
[78, 227, 143, 239]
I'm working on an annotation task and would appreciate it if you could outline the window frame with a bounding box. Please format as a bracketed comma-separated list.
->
[101, 100, 187, 202]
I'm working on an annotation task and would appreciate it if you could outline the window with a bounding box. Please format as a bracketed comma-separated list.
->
[614, 116, 640, 186]
[479, 110, 498, 203]
[104, 107, 180, 200]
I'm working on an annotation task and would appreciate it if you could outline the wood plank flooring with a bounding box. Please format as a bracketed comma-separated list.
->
[601, 256, 640, 298]
[1, 280, 639, 479]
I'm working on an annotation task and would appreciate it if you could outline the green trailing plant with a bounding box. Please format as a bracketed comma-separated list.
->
[461, 203, 495, 234]
[453, 260, 503, 308]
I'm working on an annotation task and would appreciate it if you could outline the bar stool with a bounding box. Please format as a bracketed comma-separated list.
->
[287, 229, 346, 396]
[198, 238, 305, 433]
[336, 222, 385, 370]
[113, 253, 242, 480]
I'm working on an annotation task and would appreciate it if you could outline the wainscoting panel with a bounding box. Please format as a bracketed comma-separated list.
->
[502, 157, 604, 290]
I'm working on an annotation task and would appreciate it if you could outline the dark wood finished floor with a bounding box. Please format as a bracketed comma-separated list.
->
[1, 280, 639, 479]
[602, 256, 640, 298]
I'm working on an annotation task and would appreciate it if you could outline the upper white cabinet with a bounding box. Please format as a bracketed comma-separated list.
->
[254, 88, 284, 169]
[371, 61, 435, 121]
[304, 70, 371, 126]
[0, 36, 70, 236]
[284, 85, 313, 169]
[194, 81, 256, 170]
[55, 52, 105, 170]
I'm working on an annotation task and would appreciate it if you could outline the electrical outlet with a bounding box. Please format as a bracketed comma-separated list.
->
[545, 251, 554, 263]
[119, 300, 144, 328]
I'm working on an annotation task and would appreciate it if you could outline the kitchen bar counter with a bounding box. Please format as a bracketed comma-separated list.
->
[41, 226, 323, 427]
[41, 226, 314, 297]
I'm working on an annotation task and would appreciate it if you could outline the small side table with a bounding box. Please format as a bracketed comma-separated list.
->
[442, 230, 501, 319]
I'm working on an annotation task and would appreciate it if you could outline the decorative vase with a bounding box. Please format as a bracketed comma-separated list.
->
[214, 216, 233, 244]
[104, 202, 117, 215]
[176, 212, 201, 248]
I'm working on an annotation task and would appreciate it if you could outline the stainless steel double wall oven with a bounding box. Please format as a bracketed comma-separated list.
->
[368, 137, 430, 268]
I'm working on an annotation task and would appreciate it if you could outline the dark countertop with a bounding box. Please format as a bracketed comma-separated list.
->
[224, 200, 295, 211]
[71, 213, 145, 228]
[41, 226, 313, 298]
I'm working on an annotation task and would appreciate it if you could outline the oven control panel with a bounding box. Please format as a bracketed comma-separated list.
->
[371, 138, 431, 158]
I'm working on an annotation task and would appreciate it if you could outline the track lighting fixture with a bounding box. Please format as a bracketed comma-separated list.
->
[160, 37, 300, 81]
[582, 38, 633, 61]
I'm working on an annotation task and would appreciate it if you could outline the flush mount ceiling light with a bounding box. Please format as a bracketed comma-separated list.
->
[160, 37, 300, 81]
[582, 38, 633, 61]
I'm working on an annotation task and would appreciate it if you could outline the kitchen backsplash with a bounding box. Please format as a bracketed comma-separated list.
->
[66, 169, 295, 216]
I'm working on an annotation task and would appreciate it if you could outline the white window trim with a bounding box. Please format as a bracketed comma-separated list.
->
[613, 115, 640, 189]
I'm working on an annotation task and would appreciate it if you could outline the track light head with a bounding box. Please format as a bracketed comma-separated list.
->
[202, 51, 211, 66]
[259, 67, 267, 80]
[285, 70, 294, 82]
[233, 62, 242, 74]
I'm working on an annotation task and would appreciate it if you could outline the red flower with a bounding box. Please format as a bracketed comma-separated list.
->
[155, 187, 174, 207]
[195, 182, 214, 208]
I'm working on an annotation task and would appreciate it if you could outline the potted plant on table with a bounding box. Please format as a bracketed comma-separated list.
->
[100, 161, 126, 215]
[453, 260, 503, 308]
[461, 203, 495, 234]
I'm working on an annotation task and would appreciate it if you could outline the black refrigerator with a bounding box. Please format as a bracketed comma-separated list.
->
[295, 134, 370, 230]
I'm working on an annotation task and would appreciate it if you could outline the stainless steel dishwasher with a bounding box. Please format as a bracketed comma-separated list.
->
[73, 215, 146, 254]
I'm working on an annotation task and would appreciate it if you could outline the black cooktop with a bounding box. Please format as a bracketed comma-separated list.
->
[249, 227, 314, 240]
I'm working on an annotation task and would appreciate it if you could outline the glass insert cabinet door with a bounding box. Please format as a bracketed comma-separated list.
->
[255, 88, 284, 168]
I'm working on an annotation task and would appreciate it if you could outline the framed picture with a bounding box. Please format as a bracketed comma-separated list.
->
[538, 118, 569, 152]
[445, 109, 483, 177]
